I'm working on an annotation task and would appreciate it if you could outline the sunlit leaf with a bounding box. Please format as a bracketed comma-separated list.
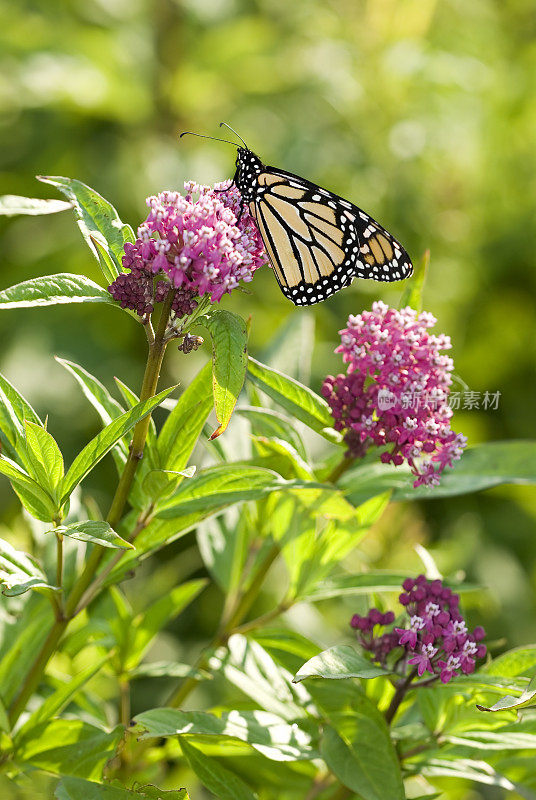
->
[179, 736, 258, 800]
[293, 645, 391, 683]
[0, 195, 72, 216]
[201, 309, 248, 439]
[38, 175, 135, 280]
[52, 520, 134, 549]
[247, 357, 340, 442]
[0, 274, 117, 310]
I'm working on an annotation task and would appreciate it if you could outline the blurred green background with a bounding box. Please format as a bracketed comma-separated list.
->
[1, 0, 535, 796]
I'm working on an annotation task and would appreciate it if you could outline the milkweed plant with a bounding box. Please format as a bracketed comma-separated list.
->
[0, 176, 534, 800]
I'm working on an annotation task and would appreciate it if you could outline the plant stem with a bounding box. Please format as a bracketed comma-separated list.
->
[327, 455, 355, 484]
[384, 667, 418, 725]
[8, 619, 66, 726]
[8, 292, 175, 729]
[167, 542, 281, 708]
[55, 533, 63, 591]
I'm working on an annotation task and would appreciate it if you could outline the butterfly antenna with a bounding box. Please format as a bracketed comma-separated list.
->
[219, 122, 249, 149]
[179, 131, 238, 147]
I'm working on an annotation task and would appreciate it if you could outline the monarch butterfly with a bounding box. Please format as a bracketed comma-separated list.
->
[180, 124, 413, 306]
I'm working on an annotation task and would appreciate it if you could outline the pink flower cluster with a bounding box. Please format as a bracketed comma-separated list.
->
[108, 182, 266, 316]
[322, 302, 467, 487]
[351, 575, 486, 684]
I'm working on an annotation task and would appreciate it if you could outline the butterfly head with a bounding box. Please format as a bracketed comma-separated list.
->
[234, 147, 264, 201]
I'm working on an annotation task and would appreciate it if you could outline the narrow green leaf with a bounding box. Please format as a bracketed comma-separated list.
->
[483, 644, 536, 677]
[417, 757, 535, 796]
[128, 661, 208, 681]
[15, 718, 123, 779]
[0, 536, 57, 596]
[115, 377, 158, 453]
[134, 708, 317, 762]
[0, 195, 72, 216]
[442, 728, 536, 749]
[0, 456, 58, 521]
[157, 362, 213, 471]
[142, 467, 195, 500]
[179, 736, 258, 800]
[155, 465, 317, 519]
[399, 249, 430, 312]
[321, 707, 405, 800]
[293, 645, 391, 683]
[52, 520, 134, 549]
[55, 777, 189, 800]
[300, 572, 473, 601]
[17, 657, 109, 737]
[247, 357, 339, 442]
[339, 441, 536, 504]
[24, 420, 64, 498]
[236, 405, 306, 459]
[0, 371, 42, 443]
[0, 274, 116, 309]
[61, 385, 176, 503]
[477, 675, 536, 713]
[38, 175, 135, 278]
[197, 509, 249, 593]
[201, 309, 248, 439]
[209, 635, 308, 721]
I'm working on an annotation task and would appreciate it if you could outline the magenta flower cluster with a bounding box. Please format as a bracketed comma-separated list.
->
[322, 302, 467, 487]
[351, 575, 486, 684]
[108, 182, 266, 317]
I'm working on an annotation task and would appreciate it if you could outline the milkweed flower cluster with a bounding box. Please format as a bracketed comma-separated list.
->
[321, 302, 467, 487]
[350, 575, 486, 684]
[107, 182, 266, 317]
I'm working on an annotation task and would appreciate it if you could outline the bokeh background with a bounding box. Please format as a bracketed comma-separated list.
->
[1, 0, 535, 796]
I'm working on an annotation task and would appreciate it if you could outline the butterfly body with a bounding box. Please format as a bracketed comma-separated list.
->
[232, 146, 413, 306]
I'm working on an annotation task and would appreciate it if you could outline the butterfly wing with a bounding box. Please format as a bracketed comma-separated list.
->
[251, 167, 413, 306]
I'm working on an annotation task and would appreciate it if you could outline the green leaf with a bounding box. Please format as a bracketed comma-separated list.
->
[0, 456, 58, 521]
[0, 273, 117, 310]
[155, 465, 318, 519]
[61, 385, 176, 503]
[209, 635, 309, 721]
[300, 572, 474, 601]
[293, 645, 391, 683]
[236, 405, 306, 458]
[483, 644, 536, 677]
[24, 420, 64, 499]
[128, 661, 208, 681]
[133, 708, 317, 762]
[142, 467, 195, 501]
[15, 718, 123, 779]
[55, 777, 189, 800]
[339, 441, 536, 504]
[197, 509, 249, 594]
[0, 536, 57, 596]
[52, 521, 134, 549]
[399, 248, 430, 312]
[17, 657, 109, 738]
[126, 579, 207, 669]
[179, 736, 258, 800]
[0, 371, 42, 458]
[320, 707, 405, 800]
[417, 757, 536, 796]
[477, 675, 536, 713]
[0, 194, 72, 216]
[247, 357, 339, 442]
[157, 362, 213, 471]
[38, 175, 135, 280]
[201, 309, 247, 439]
[442, 728, 536, 749]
